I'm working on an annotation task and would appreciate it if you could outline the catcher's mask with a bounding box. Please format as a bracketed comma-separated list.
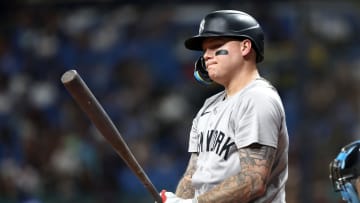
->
[330, 140, 360, 203]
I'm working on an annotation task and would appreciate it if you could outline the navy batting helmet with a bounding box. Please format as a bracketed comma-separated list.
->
[184, 10, 264, 63]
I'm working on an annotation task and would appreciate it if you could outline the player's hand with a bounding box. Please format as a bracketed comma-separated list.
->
[159, 190, 197, 203]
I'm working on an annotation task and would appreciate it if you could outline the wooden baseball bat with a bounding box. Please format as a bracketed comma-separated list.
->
[61, 69, 162, 203]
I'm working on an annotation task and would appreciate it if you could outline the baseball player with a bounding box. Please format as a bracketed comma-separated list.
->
[160, 10, 289, 203]
[330, 140, 360, 203]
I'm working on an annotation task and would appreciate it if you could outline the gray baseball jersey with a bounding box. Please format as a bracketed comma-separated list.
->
[188, 77, 288, 202]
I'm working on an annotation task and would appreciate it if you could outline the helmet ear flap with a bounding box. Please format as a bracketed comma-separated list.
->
[194, 57, 213, 85]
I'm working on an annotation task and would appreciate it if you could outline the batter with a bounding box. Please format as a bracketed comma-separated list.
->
[160, 10, 289, 203]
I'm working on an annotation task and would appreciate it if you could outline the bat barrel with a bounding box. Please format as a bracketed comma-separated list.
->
[61, 70, 162, 203]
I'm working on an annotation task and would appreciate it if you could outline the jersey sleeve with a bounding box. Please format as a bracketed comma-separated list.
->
[232, 90, 283, 149]
[188, 114, 199, 153]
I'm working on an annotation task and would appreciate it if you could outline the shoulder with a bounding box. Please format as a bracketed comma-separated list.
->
[243, 78, 282, 106]
[234, 78, 285, 117]
[247, 78, 278, 96]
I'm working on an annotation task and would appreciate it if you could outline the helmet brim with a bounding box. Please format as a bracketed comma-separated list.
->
[184, 34, 222, 51]
[184, 33, 248, 51]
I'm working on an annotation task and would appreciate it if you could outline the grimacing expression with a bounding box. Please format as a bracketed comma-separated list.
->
[201, 37, 250, 84]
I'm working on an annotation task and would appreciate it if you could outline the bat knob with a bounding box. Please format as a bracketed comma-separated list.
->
[61, 69, 78, 84]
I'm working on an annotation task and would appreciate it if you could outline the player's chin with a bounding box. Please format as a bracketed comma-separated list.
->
[208, 72, 217, 80]
[207, 68, 217, 77]
[208, 73, 221, 84]
[209, 73, 226, 85]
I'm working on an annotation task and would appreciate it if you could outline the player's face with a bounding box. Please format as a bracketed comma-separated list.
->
[202, 37, 246, 85]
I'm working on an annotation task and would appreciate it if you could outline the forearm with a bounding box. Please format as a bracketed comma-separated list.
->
[175, 153, 198, 199]
[196, 171, 265, 203]
[176, 175, 195, 198]
[197, 145, 275, 203]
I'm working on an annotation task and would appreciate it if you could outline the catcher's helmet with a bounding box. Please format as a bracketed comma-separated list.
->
[330, 140, 360, 203]
[184, 10, 264, 63]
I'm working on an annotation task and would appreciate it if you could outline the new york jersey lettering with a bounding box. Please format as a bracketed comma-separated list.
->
[197, 130, 236, 160]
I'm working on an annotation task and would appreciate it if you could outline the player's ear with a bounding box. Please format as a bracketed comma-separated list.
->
[241, 39, 252, 54]
[241, 39, 256, 61]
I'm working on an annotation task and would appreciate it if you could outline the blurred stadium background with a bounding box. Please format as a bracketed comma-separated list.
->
[0, 0, 359, 202]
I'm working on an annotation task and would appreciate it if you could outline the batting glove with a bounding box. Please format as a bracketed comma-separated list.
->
[160, 190, 197, 203]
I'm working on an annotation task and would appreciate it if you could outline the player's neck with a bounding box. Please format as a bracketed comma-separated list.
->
[224, 65, 259, 97]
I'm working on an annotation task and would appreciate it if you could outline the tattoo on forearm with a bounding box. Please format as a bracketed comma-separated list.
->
[197, 145, 276, 203]
[176, 153, 198, 198]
